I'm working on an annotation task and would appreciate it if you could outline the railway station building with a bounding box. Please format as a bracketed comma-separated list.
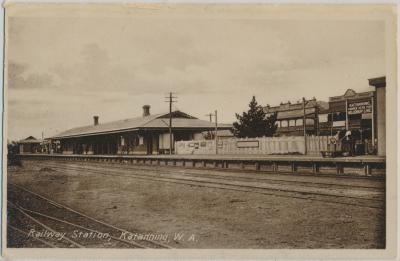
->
[17, 136, 42, 154]
[50, 106, 232, 155]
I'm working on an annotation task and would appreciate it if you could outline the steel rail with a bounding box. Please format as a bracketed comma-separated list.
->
[8, 183, 171, 249]
[41, 160, 383, 190]
[8, 224, 58, 248]
[43, 162, 384, 204]
[8, 201, 85, 248]
[24, 164, 383, 209]
[11, 203, 147, 249]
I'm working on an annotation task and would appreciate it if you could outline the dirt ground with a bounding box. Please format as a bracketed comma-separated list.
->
[7, 160, 385, 249]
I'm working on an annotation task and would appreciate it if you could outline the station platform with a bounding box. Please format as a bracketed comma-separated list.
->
[124, 154, 385, 163]
[17, 153, 385, 177]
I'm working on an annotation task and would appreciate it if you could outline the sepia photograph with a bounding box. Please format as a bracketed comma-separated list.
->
[2, 3, 398, 259]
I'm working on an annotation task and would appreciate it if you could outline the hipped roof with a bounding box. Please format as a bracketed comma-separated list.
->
[18, 136, 42, 144]
[51, 110, 232, 139]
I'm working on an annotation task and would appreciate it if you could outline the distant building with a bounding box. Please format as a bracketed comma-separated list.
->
[263, 76, 386, 155]
[50, 105, 232, 155]
[319, 88, 375, 136]
[264, 98, 329, 137]
[18, 136, 42, 154]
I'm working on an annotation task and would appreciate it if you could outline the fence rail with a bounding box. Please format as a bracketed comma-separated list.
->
[175, 136, 340, 155]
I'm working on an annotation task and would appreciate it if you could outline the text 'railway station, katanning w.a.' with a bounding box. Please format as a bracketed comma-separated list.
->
[17, 76, 386, 157]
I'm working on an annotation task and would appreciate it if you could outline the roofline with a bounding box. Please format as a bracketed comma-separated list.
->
[328, 93, 375, 103]
[51, 110, 205, 139]
[50, 126, 233, 139]
[18, 141, 42, 144]
[263, 102, 327, 113]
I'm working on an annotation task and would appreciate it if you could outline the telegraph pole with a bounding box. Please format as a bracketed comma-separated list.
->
[302, 97, 307, 155]
[206, 111, 219, 154]
[41, 131, 44, 153]
[215, 110, 218, 155]
[345, 98, 349, 131]
[165, 92, 177, 154]
[169, 93, 172, 155]
[316, 105, 320, 136]
[205, 113, 214, 141]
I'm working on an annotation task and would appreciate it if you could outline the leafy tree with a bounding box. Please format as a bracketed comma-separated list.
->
[203, 131, 215, 140]
[7, 140, 21, 166]
[233, 96, 277, 138]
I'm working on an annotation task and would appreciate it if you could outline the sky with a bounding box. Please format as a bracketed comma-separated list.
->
[6, 7, 385, 141]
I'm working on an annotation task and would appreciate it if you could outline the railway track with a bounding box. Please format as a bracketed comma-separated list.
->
[34, 160, 384, 195]
[41, 159, 384, 190]
[8, 224, 60, 248]
[41, 158, 385, 183]
[38, 160, 384, 197]
[7, 183, 172, 249]
[31, 161, 384, 209]
[8, 201, 84, 248]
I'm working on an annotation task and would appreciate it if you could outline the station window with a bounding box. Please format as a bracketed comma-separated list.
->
[296, 118, 303, 126]
[281, 120, 288, 127]
[289, 119, 296, 127]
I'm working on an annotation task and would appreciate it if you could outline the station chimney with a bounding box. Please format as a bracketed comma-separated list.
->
[143, 105, 151, 117]
[93, 116, 99, 126]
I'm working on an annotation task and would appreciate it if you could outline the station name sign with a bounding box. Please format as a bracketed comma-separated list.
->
[347, 100, 372, 115]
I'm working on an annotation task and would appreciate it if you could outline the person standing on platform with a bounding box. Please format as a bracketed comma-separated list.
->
[344, 130, 355, 156]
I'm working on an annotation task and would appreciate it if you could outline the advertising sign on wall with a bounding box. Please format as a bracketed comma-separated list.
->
[347, 100, 372, 115]
[236, 140, 259, 148]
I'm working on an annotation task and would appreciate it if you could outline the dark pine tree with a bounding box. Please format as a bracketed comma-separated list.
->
[233, 96, 277, 138]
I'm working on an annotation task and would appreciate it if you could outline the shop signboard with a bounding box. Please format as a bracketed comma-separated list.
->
[332, 120, 345, 127]
[347, 100, 372, 115]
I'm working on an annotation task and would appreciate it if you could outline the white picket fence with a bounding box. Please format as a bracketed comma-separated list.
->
[175, 136, 335, 155]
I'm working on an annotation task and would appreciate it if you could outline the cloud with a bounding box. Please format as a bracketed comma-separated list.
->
[6, 15, 385, 141]
[49, 42, 215, 96]
[7, 61, 56, 90]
